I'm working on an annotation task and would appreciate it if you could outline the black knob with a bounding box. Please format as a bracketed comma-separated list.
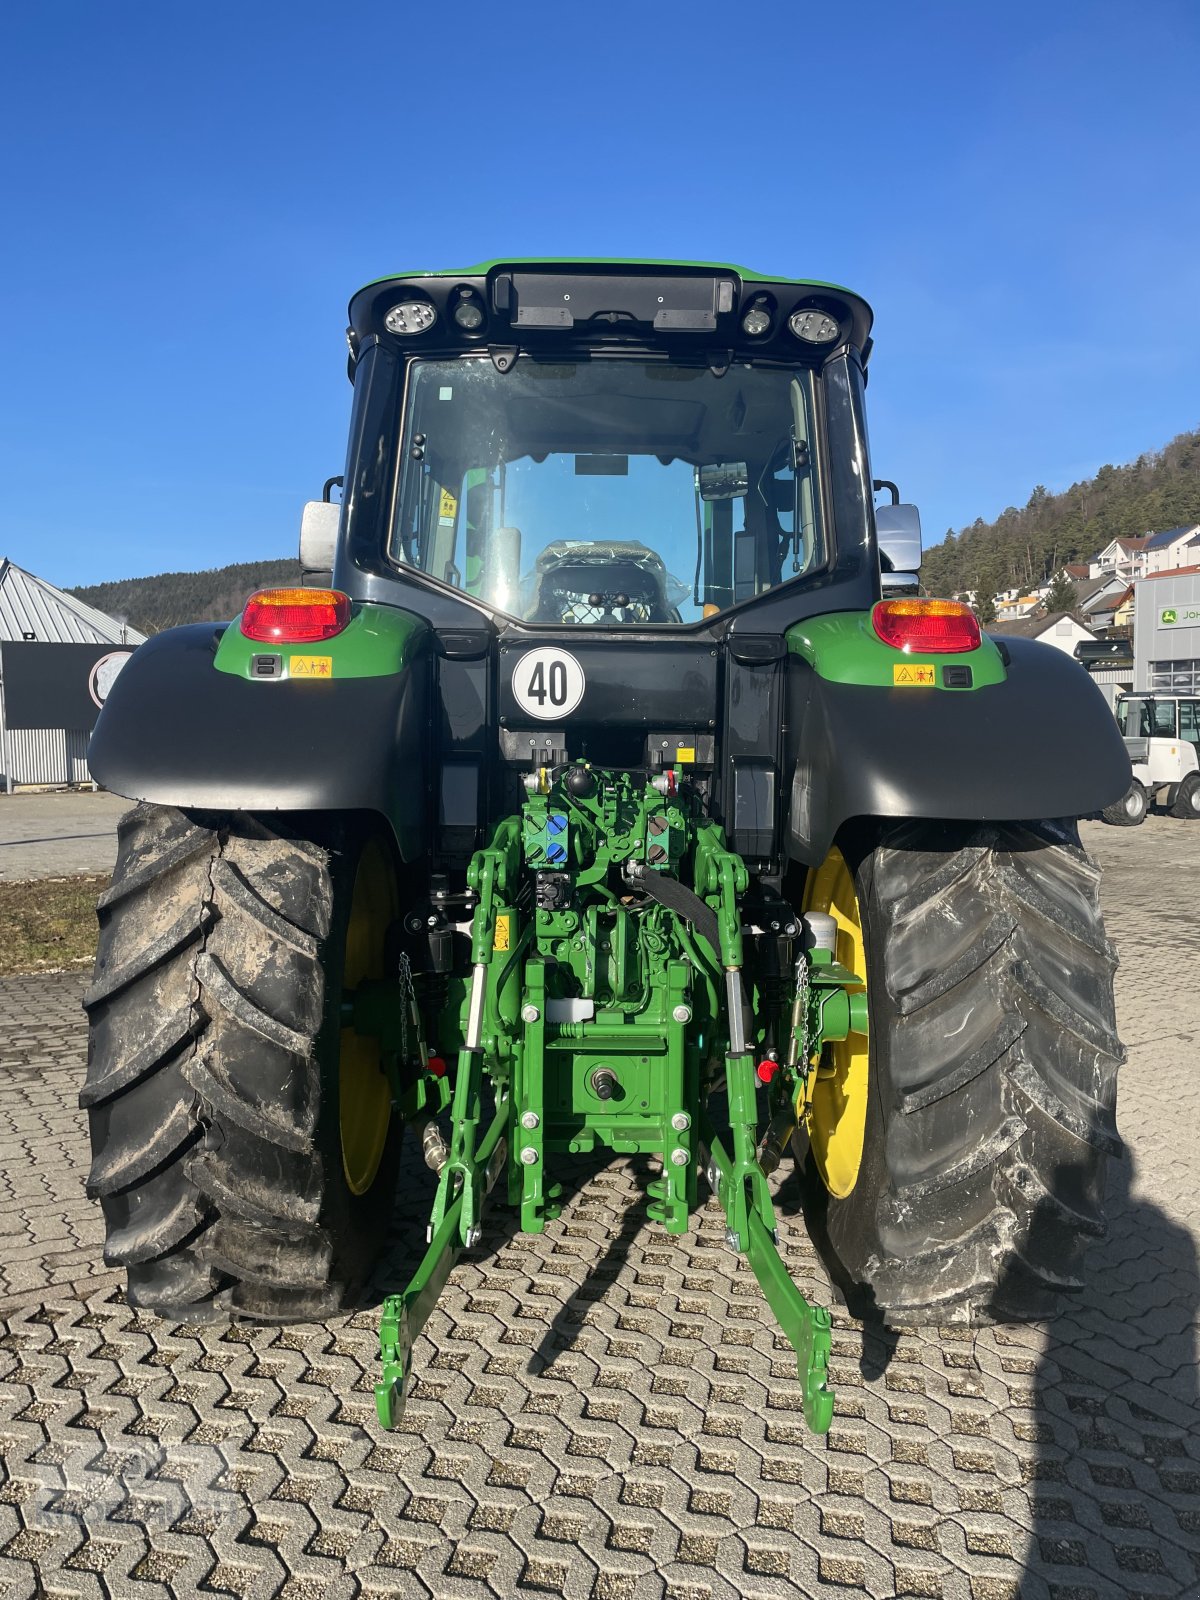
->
[591, 1068, 619, 1101]
[566, 765, 596, 798]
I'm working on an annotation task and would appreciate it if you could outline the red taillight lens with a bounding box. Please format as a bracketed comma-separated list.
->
[240, 588, 351, 643]
[872, 598, 981, 654]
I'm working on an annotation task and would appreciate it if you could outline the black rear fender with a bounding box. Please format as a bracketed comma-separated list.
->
[88, 624, 431, 862]
[784, 635, 1130, 866]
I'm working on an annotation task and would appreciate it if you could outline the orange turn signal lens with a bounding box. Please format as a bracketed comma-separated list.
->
[240, 588, 351, 644]
[872, 598, 981, 654]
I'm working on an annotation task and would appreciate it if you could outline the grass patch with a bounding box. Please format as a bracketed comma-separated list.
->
[0, 876, 105, 975]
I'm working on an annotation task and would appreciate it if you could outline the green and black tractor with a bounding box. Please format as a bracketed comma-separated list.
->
[83, 262, 1128, 1433]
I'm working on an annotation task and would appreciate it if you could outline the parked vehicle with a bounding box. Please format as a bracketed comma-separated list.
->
[1103, 692, 1200, 823]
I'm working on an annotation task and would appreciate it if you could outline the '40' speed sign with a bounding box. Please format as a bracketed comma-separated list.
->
[511, 647, 586, 720]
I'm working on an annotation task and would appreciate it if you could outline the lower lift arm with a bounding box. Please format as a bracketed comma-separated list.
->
[372, 768, 861, 1435]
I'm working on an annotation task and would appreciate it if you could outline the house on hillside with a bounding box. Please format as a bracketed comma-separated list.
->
[994, 593, 1041, 621]
[1032, 562, 1091, 601]
[1082, 588, 1127, 634]
[988, 611, 1097, 657]
[1142, 524, 1200, 576]
[0, 558, 146, 790]
[1107, 585, 1136, 633]
[1088, 536, 1149, 582]
[1070, 573, 1125, 627]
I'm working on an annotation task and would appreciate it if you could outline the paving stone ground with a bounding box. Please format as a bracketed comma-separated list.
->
[0, 816, 1196, 1599]
[0, 792, 127, 881]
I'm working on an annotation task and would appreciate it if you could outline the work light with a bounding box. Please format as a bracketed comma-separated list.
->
[384, 301, 437, 335]
[741, 299, 772, 336]
[453, 293, 485, 331]
[788, 308, 840, 344]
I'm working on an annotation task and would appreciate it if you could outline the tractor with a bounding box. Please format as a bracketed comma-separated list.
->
[82, 262, 1128, 1434]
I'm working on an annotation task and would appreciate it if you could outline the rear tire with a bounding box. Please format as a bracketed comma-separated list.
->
[1101, 781, 1147, 826]
[82, 804, 406, 1321]
[810, 820, 1123, 1324]
[1169, 772, 1200, 819]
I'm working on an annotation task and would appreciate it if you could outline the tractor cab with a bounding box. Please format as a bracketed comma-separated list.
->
[327, 262, 913, 632]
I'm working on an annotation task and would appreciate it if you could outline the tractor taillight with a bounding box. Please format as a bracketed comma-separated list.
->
[240, 588, 351, 644]
[872, 598, 981, 654]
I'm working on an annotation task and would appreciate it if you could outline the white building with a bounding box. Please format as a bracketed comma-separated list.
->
[0, 559, 146, 789]
[1141, 524, 1200, 576]
[1088, 536, 1149, 582]
[988, 610, 1097, 657]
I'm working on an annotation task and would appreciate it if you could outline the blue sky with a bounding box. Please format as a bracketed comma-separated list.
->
[2, 0, 1197, 589]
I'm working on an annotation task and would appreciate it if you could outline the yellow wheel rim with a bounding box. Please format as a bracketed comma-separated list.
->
[801, 846, 869, 1199]
[339, 837, 398, 1196]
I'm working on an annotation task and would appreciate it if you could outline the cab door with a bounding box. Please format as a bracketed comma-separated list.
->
[1178, 699, 1200, 777]
[1144, 699, 1182, 787]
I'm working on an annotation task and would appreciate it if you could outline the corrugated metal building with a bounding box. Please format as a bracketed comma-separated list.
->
[0, 559, 147, 789]
[1132, 568, 1200, 693]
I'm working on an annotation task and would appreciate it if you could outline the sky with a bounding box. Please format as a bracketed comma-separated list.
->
[1, 0, 1198, 590]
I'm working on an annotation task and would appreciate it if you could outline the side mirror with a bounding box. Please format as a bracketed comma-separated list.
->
[300, 499, 340, 580]
[875, 502, 922, 585]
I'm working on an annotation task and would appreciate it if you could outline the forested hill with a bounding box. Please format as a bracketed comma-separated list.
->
[921, 427, 1200, 600]
[71, 559, 302, 635]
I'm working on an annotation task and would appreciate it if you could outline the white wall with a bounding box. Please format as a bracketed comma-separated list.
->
[1144, 527, 1199, 576]
[1033, 616, 1095, 656]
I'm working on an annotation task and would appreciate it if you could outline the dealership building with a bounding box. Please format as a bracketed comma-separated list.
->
[1133, 566, 1200, 694]
[0, 558, 146, 790]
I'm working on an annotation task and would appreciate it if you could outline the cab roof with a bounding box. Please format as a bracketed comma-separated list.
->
[348, 259, 874, 366]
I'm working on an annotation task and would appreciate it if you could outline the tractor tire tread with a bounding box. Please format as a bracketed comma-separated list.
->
[82, 804, 359, 1321]
[1170, 772, 1200, 819]
[826, 819, 1122, 1325]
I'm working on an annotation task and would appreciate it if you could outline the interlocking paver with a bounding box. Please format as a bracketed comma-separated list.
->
[0, 814, 1197, 1597]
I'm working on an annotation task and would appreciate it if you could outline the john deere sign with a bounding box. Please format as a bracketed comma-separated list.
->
[1161, 606, 1200, 625]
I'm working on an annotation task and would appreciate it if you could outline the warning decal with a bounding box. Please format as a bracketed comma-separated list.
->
[439, 488, 458, 521]
[290, 655, 333, 678]
[493, 914, 512, 951]
[893, 663, 936, 686]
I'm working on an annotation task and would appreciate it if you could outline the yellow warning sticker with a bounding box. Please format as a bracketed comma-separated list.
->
[290, 655, 333, 678]
[675, 746, 696, 764]
[439, 487, 458, 521]
[493, 913, 511, 952]
[893, 663, 936, 686]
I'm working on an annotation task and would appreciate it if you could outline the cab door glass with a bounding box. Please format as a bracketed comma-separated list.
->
[1179, 700, 1200, 748]
[1152, 701, 1177, 738]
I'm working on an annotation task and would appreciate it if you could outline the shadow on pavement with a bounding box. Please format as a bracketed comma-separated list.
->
[1022, 1152, 1199, 1597]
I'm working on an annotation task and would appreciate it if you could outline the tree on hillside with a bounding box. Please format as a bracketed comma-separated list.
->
[973, 587, 998, 625]
[1041, 569, 1078, 615]
[927, 426, 1200, 601]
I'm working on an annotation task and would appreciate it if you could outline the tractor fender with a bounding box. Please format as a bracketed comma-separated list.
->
[783, 634, 1130, 866]
[88, 622, 432, 861]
